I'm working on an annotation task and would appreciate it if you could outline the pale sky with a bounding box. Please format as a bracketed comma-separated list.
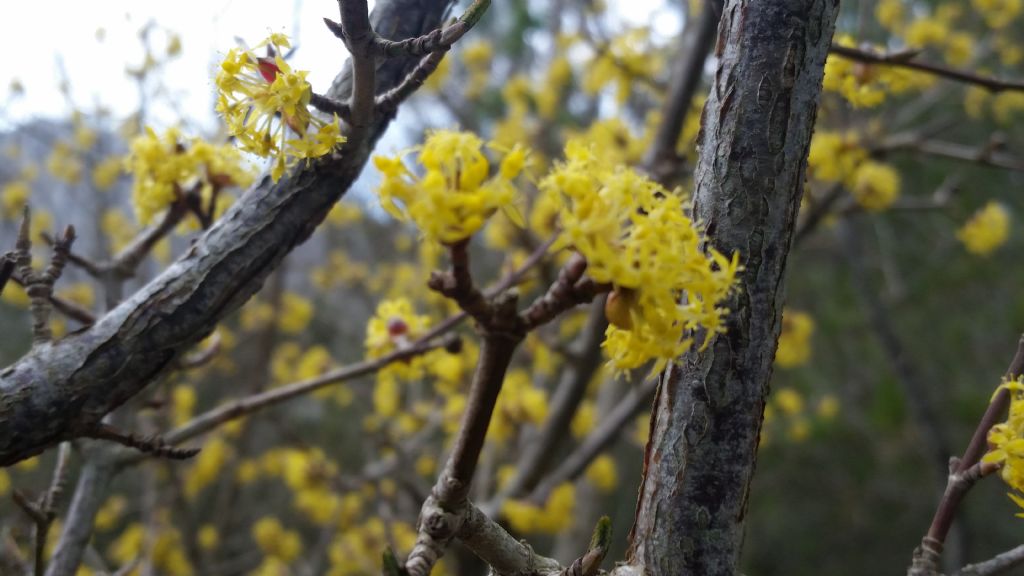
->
[0, 0, 678, 140]
[1, 0, 347, 132]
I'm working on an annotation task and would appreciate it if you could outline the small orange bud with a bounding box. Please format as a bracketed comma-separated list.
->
[605, 287, 636, 330]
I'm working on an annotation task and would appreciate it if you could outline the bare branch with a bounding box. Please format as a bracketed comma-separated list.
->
[644, 0, 722, 185]
[375, 0, 490, 58]
[955, 544, 1024, 576]
[85, 424, 200, 460]
[156, 332, 459, 449]
[521, 253, 609, 330]
[521, 375, 658, 508]
[879, 134, 1024, 174]
[457, 503, 562, 576]
[329, 0, 377, 128]
[499, 298, 608, 500]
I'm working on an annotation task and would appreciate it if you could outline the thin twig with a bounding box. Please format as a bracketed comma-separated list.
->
[907, 334, 1024, 574]
[955, 543, 1024, 576]
[329, 0, 377, 129]
[86, 424, 200, 460]
[644, 0, 722, 185]
[830, 44, 1024, 93]
[879, 134, 1024, 174]
[156, 332, 459, 448]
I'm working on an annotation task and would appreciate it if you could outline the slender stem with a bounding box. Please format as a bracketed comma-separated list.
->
[830, 44, 1024, 93]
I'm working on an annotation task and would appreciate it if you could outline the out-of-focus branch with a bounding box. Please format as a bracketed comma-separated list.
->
[154, 332, 459, 449]
[880, 133, 1024, 174]
[498, 297, 608, 500]
[644, 0, 722, 185]
[954, 544, 1024, 576]
[46, 451, 120, 576]
[526, 375, 658, 506]
[908, 461, 1001, 576]
[830, 44, 1024, 93]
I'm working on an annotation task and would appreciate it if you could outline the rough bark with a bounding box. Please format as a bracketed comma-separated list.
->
[627, 0, 839, 574]
[0, 0, 453, 467]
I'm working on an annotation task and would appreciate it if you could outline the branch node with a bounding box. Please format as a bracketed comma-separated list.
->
[87, 424, 200, 460]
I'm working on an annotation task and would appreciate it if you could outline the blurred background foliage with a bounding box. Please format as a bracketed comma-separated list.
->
[0, 0, 1023, 574]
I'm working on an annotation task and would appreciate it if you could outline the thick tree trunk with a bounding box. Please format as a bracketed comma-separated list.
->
[627, 0, 839, 574]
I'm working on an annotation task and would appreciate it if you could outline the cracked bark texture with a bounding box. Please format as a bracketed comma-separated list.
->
[0, 0, 453, 467]
[627, 0, 839, 574]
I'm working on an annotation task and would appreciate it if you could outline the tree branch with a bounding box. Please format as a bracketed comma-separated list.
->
[0, 0, 457, 468]
[830, 44, 1024, 93]
[644, 0, 722, 185]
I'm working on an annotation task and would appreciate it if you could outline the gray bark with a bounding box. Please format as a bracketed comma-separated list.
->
[627, 0, 839, 574]
[0, 0, 453, 467]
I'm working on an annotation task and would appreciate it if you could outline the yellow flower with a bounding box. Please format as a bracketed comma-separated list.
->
[198, 525, 219, 550]
[958, 201, 1011, 256]
[373, 131, 526, 243]
[278, 292, 313, 333]
[583, 27, 662, 104]
[95, 496, 127, 532]
[773, 387, 805, 416]
[543, 140, 739, 372]
[983, 377, 1024, 514]
[126, 127, 254, 224]
[2, 180, 30, 219]
[775, 309, 814, 368]
[490, 370, 549, 442]
[972, 0, 1023, 29]
[172, 385, 196, 426]
[851, 161, 900, 212]
[252, 517, 302, 562]
[215, 34, 345, 181]
[808, 131, 867, 185]
[92, 156, 123, 190]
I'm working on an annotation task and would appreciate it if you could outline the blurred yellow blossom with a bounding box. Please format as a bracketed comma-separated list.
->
[958, 201, 1011, 256]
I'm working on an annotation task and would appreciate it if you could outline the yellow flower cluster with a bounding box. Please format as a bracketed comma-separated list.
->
[983, 377, 1024, 515]
[490, 370, 549, 442]
[583, 27, 663, 104]
[184, 436, 231, 498]
[503, 482, 576, 534]
[261, 447, 343, 525]
[327, 518, 424, 576]
[126, 127, 254, 224]
[252, 516, 303, 562]
[585, 454, 618, 492]
[761, 388, 838, 445]
[1, 180, 30, 219]
[807, 132, 901, 210]
[807, 131, 867, 184]
[775, 309, 814, 369]
[108, 520, 193, 575]
[374, 131, 527, 244]
[541, 140, 740, 372]
[851, 161, 900, 212]
[461, 40, 494, 100]
[215, 33, 345, 181]
[972, 0, 1023, 29]
[958, 201, 1011, 256]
